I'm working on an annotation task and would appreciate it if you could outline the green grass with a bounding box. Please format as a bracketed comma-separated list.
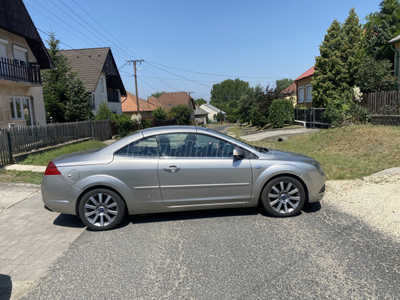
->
[20, 140, 107, 166]
[0, 170, 43, 185]
[252, 124, 400, 180]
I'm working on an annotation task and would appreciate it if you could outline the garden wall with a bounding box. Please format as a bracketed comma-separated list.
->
[370, 115, 400, 126]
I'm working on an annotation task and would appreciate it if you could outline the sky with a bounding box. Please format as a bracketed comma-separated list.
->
[23, 0, 382, 101]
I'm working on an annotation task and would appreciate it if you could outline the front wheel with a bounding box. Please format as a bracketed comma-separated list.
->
[260, 177, 305, 217]
[79, 189, 126, 231]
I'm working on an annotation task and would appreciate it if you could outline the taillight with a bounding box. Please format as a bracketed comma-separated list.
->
[44, 161, 61, 175]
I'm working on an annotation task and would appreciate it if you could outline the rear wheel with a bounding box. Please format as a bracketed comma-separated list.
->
[79, 189, 125, 231]
[260, 177, 305, 217]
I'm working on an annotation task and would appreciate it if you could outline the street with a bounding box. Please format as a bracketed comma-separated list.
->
[21, 201, 400, 299]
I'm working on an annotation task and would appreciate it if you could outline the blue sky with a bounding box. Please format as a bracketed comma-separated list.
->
[24, 0, 381, 101]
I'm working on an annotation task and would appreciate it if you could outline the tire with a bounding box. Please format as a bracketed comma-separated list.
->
[78, 189, 126, 231]
[260, 176, 305, 217]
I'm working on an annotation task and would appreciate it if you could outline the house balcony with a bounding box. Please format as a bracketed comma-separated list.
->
[107, 91, 120, 103]
[0, 58, 42, 85]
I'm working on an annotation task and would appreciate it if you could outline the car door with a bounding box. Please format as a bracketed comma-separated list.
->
[157, 133, 252, 207]
[112, 136, 162, 204]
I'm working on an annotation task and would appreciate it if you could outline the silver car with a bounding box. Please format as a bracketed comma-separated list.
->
[42, 126, 325, 231]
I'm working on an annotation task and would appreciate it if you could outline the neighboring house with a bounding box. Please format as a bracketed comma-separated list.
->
[194, 105, 208, 125]
[156, 92, 195, 112]
[147, 96, 163, 108]
[295, 66, 314, 108]
[389, 35, 400, 86]
[280, 82, 297, 106]
[122, 91, 160, 118]
[200, 103, 226, 122]
[60, 47, 126, 115]
[0, 0, 54, 128]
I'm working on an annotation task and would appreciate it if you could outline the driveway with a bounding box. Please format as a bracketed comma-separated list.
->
[240, 127, 320, 142]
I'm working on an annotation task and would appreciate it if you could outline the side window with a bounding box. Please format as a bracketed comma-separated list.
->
[115, 136, 159, 158]
[158, 133, 234, 158]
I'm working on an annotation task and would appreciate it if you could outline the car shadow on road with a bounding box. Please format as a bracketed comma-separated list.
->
[53, 214, 85, 228]
[123, 207, 262, 226]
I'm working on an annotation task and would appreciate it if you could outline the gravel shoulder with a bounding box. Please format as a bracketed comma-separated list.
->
[323, 167, 400, 242]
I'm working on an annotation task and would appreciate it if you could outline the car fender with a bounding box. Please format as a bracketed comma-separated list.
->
[74, 174, 134, 212]
[249, 163, 307, 206]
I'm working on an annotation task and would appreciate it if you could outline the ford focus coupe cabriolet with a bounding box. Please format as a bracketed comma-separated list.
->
[42, 126, 325, 230]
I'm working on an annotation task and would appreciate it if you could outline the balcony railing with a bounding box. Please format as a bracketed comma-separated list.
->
[0, 58, 42, 84]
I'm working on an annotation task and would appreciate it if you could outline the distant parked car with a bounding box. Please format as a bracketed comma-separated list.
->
[42, 126, 325, 230]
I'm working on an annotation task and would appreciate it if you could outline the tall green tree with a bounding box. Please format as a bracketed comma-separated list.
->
[42, 32, 93, 122]
[364, 0, 400, 64]
[342, 8, 364, 88]
[210, 78, 250, 106]
[312, 19, 351, 107]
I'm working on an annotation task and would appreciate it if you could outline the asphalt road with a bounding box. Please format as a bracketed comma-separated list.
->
[22, 203, 400, 299]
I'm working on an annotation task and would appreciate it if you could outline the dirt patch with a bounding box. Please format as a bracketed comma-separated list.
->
[323, 168, 400, 241]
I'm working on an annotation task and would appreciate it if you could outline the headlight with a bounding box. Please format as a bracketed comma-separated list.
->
[312, 161, 324, 175]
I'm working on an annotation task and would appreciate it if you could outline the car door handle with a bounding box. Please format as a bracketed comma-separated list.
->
[163, 166, 181, 173]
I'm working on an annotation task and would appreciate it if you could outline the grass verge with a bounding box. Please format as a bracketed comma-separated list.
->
[0, 170, 43, 185]
[20, 140, 107, 166]
[254, 124, 400, 180]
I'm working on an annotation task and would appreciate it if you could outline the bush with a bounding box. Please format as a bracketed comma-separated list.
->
[141, 119, 153, 129]
[95, 102, 113, 120]
[114, 114, 133, 137]
[268, 99, 294, 128]
[168, 104, 192, 125]
[153, 107, 167, 120]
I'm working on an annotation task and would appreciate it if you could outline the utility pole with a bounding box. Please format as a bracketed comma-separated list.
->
[127, 60, 144, 125]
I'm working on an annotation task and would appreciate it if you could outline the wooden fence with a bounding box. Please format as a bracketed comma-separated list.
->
[361, 91, 400, 115]
[0, 120, 111, 167]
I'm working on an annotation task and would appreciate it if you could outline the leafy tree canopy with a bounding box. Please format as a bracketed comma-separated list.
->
[355, 56, 398, 92]
[364, 0, 400, 64]
[150, 91, 165, 98]
[42, 32, 92, 122]
[168, 104, 192, 125]
[194, 98, 207, 106]
[210, 78, 250, 106]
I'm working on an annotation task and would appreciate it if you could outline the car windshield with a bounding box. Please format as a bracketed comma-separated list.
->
[208, 129, 269, 153]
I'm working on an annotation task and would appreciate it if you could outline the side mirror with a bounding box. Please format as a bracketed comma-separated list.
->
[233, 147, 245, 159]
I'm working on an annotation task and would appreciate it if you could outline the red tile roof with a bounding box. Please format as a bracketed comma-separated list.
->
[281, 82, 296, 94]
[122, 91, 159, 113]
[156, 92, 194, 110]
[295, 66, 315, 82]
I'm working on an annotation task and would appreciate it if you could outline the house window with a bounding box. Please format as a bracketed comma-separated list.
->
[13, 45, 27, 66]
[0, 38, 7, 59]
[298, 86, 305, 103]
[10, 97, 33, 125]
[306, 85, 312, 103]
[99, 78, 104, 92]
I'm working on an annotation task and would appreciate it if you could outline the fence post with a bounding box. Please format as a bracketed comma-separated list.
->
[6, 131, 13, 164]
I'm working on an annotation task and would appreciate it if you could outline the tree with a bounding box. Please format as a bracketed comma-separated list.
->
[65, 77, 93, 121]
[342, 8, 364, 88]
[42, 32, 93, 122]
[194, 98, 207, 106]
[312, 19, 351, 107]
[210, 78, 250, 106]
[95, 102, 113, 120]
[364, 0, 400, 64]
[168, 105, 192, 125]
[237, 85, 277, 127]
[355, 56, 398, 92]
[274, 78, 294, 95]
[150, 91, 165, 98]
